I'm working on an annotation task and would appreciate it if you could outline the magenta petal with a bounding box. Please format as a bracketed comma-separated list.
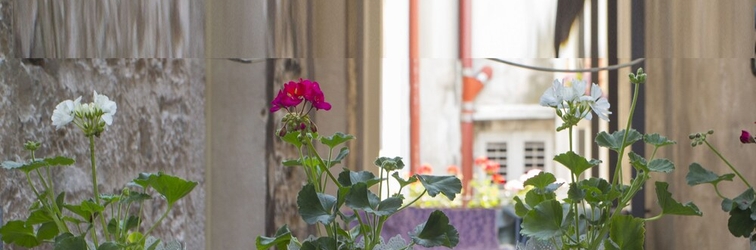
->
[740, 130, 753, 144]
[314, 101, 332, 111]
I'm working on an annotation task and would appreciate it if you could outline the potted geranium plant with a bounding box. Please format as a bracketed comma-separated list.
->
[687, 128, 756, 248]
[256, 79, 462, 250]
[514, 68, 702, 250]
[0, 91, 197, 250]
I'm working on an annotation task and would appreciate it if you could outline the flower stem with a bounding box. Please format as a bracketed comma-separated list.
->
[704, 140, 752, 189]
[88, 135, 111, 242]
[142, 204, 173, 243]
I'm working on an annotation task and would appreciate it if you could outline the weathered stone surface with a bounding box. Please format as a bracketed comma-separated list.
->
[0, 59, 205, 249]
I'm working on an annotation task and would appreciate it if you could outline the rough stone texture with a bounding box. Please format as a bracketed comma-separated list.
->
[0, 59, 206, 249]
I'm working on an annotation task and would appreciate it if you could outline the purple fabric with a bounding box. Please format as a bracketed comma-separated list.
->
[381, 207, 500, 250]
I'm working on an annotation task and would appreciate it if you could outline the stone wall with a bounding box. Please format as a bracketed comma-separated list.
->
[0, 0, 205, 249]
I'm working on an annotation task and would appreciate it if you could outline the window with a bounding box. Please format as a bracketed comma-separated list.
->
[523, 141, 545, 173]
[486, 142, 508, 178]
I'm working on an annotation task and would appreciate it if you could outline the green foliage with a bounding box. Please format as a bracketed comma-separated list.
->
[409, 210, 460, 248]
[654, 182, 702, 216]
[686, 163, 735, 186]
[605, 215, 645, 250]
[515, 69, 699, 250]
[595, 129, 643, 152]
[554, 151, 600, 176]
[258, 129, 462, 250]
[520, 200, 567, 240]
[297, 184, 337, 225]
[147, 172, 198, 206]
[256, 225, 294, 250]
[416, 175, 463, 201]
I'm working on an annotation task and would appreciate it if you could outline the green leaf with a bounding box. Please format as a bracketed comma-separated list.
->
[256, 225, 293, 250]
[124, 216, 140, 232]
[1, 156, 75, 173]
[130, 173, 155, 189]
[416, 175, 462, 201]
[605, 215, 645, 250]
[0, 220, 40, 248]
[723, 198, 735, 212]
[297, 184, 336, 225]
[410, 210, 459, 248]
[282, 159, 303, 167]
[524, 188, 556, 209]
[301, 237, 337, 250]
[520, 200, 566, 240]
[127, 232, 144, 243]
[54, 233, 87, 250]
[553, 151, 599, 176]
[148, 172, 198, 206]
[373, 196, 403, 216]
[107, 218, 119, 235]
[391, 172, 418, 189]
[728, 207, 756, 238]
[686, 163, 735, 186]
[282, 131, 304, 148]
[648, 159, 674, 173]
[319, 132, 355, 149]
[524, 172, 556, 190]
[56, 192, 66, 210]
[595, 129, 643, 152]
[628, 152, 649, 172]
[1, 160, 23, 170]
[36, 222, 59, 241]
[566, 182, 585, 203]
[27, 209, 55, 225]
[64, 199, 104, 222]
[733, 188, 756, 210]
[513, 196, 530, 217]
[344, 183, 379, 211]
[374, 156, 405, 171]
[44, 156, 76, 166]
[655, 182, 702, 216]
[329, 147, 350, 167]
[337, 169, 381, 187]
[643, 133, 676, 147]
[122, 192, 151, 204]
[97, 242, 121, 250]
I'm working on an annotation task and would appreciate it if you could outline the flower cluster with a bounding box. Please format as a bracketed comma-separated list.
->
[270, 78, 331, 113]
[467, 157, 504, 208]
[539, 79, 611, 131]
[270, 79, 331, 137]
[51, 90, 117, 137]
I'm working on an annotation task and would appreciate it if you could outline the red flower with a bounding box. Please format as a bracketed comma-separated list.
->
[484, 160, 500, 175]
[741, 130, 755, 144]
[270, 79, 331, 113]
[418, 164, 433, 175]
[474, 156, 489, 166]
[447, 165, 460, 175]
[492, 174, 506, 184]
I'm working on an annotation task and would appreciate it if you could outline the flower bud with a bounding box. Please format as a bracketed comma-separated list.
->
[310, 122, 318, 133]
[707, 130, 714, 135]
[299, 122, 306, 131]
[24, 141, 41, 151]
[688, 134, 696, 140]
[278, 128, 287, 137]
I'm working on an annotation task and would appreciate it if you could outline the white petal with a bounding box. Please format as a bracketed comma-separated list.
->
[51, 100, 75, 129]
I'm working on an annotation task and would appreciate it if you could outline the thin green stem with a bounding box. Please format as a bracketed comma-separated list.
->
[141, 205, 173, 243]
[704, 140, 752, 188]
[590, 82, 641, 250]
[713, 185, 727, 200]
[306, 141, 342, 189]
[568, 127, 581, 244]
[88, 136, 111, 241]
[400, 190, 427, 212]
[643, 213, 664, 222]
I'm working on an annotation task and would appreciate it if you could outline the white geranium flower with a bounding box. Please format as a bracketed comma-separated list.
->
[565, 79, 586, 103]
[93, 91, 117, 125]
[539, 79, 564, 107]
[587, 83, 611, 122]
[51, 96, 81, 129]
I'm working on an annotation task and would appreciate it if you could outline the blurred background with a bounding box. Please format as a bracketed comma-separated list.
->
[0, 0, 754, 249]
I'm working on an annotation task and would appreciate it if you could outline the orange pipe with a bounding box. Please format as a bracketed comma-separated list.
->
[409, 0, 420, 175]
[460, 0, 473, 202]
